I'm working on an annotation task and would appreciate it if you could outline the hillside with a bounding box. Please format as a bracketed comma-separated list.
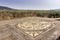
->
[0, 6, 60, 21]
[0, 6, 13, 10]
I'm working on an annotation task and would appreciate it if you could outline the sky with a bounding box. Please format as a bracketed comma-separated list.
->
[0, 0, 60, 10]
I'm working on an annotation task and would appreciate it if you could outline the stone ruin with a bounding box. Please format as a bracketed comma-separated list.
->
[0, 17, 60, 40]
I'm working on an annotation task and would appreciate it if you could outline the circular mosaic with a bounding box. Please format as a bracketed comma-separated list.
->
[17, 18, 54, 37]
[18, 21, 52, 30]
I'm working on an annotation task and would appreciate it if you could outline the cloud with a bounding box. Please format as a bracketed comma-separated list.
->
[0, 0, 60, 10]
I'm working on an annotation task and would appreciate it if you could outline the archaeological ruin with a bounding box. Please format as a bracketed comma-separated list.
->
[0, 17, 60, 40]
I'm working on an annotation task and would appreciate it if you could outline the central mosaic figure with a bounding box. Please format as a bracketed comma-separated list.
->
[17, 19, 54, 37]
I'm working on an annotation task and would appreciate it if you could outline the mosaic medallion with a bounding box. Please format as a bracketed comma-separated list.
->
[17, 19, 54, 37]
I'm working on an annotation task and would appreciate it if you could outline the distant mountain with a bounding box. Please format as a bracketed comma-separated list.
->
[0, 6, 13, 10]
[49, 9, 60, 12]
[54, 9, 60, 11]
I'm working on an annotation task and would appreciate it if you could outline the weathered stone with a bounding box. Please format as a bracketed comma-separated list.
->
[0, 17, 59, 40]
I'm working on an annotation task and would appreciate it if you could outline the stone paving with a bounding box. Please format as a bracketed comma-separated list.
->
[0, 17, 59, 40]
